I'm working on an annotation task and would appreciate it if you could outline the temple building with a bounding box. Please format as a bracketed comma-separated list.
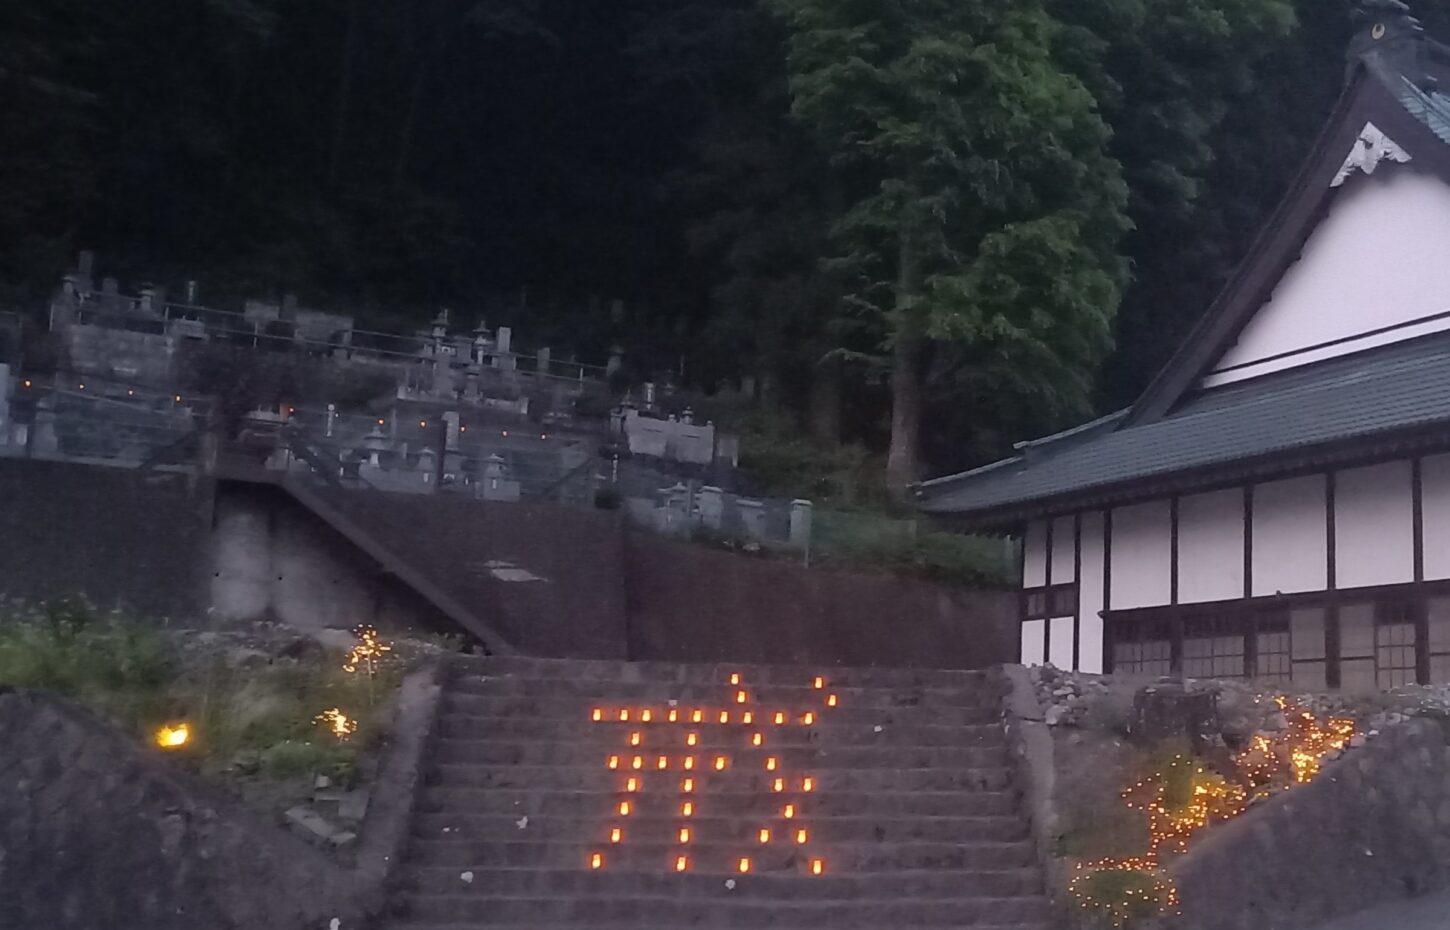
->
[918, 4, 1450, 690]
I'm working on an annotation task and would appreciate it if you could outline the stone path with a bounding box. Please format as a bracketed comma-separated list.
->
[379, 655, 1053, 928]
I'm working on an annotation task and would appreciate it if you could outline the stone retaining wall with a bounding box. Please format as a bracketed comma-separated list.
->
[1174, 715, 1450, 930]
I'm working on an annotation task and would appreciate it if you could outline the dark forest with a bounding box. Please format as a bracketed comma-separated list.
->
[4, 0, 1443, 493]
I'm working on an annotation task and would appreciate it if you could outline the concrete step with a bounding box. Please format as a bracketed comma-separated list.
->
[440, 692, 1003, 727]
[434, 713, 1007, 748]
[430, 737, 1010, 770]
[450, 674, 999, 709]
[411, 812, 1029, 845]
[390, 924, 1049, 930]
[415, 787, 1021, 818]
[397, 865, 1043, 899]
[396, 891, 1051, 926]
[404, 838, 1041, 872]
[423, 763, 1017, 794]
[454, 656, 997, 690]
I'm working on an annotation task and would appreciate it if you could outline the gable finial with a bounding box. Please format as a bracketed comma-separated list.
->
[1349, 0, 1425, 80]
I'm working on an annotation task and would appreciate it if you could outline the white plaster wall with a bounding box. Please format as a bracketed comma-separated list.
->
[1334, 461, 1414, 589]
[1109, 501, 1173, 610]
[1177, 489, 1246, 604]
[1023, 519, 1047, 588]
[1078, 512, 1106, 673]
[1251, 476, 1327, 596]
[1021, 619, 1046, 666]
[1050, 515, 1076, 584]
[1424, 454, 1450, 581]
[1208, 168, 1450, 386]
[1048, 617, 1075, 669]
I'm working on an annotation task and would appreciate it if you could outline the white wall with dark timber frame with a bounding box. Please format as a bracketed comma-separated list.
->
[1251, 475, 1327, 596]
[1015, 453, 1436, 677]
[1335, 461, 1414, 588]
[1108, 501, 1172, 610]
[1177, 488, 1244, 603]
[1205, 168, 1450, 388]
[1420, 453, 1450, 580]
[1078, 512, 1107, 673]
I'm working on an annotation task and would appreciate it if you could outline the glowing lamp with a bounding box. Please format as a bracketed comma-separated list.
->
[742, 712, 754, 724]
[630, 732, 642, 746]
[783, 804, 795, 819]
[719, 711, 730, 724]
[658, 756, 669, 770]
[610, 827, 622, 843]
[811, 859, 824, 875]
[692, 710, 704, 724]
[736, 691, 748, 704]
[591, 853, 604, 870]
[592, 709, 603, 722]
[668, 709, 679, 723]
[730, 673, 741, 685]
[641, 709, 653, 723]
[758, 829, 771, 843]
[377, 418, 385, 426]
[626, 777, 639, 792]
[619, 710, 630, 722]
[618, 801, 631, 816]
[714, 756, 728, 771]
[676, 855, 689, 872]
[632, 756, 644, 770]
[678, 828, 691, 843]
[607, 755, 619, 770]
[174, 395, 183, 403]
[682, 778, 695, 793]
[766, 757, 779, 772]
[772, 778, 784, 793]
[802, 777, 815, 792]
[751, 733, 763, 747]
[774, 712, 786, 725]
[686, 733, 698, 747]
[684, 757, 696, 770]
[681, 801, 694, 817]
[813, 676, 824, 689]
[826, 695, 838, 708]
[419, 420, 428, 428]
[802, 712, 816, 725]
[795, 829, 808, 844]
[154, 723, 190, 749]
[737, 858, 751, 874]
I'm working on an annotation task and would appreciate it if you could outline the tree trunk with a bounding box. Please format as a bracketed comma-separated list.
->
[808, 354, 842, 444]
[328, 0, 360, 190]
[886, 233, 925, 502]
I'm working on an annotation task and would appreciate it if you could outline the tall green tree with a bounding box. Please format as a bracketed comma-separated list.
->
[770, 0, 1131, 496]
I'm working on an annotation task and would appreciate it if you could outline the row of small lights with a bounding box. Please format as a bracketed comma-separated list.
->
[21, 378, 178, 403]
[589, 672, 834, 876]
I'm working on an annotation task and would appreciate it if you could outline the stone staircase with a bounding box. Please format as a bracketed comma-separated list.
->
[381, 657, 1054, 929]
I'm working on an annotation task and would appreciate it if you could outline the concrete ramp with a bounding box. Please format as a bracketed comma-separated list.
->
[281, 481, 629, 659]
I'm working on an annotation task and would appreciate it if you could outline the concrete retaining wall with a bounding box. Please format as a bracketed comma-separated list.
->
[1175, 716, 1450, 930]
[0, 458, 1018, 669]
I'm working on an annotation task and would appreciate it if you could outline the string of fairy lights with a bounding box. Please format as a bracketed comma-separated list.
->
[589, 671, 836, 876]
[1070, 698, 1356, 926]
[152, 625, 389, 753]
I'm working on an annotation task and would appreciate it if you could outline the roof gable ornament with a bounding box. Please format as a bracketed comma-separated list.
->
[1331, 121, 1413, 187]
